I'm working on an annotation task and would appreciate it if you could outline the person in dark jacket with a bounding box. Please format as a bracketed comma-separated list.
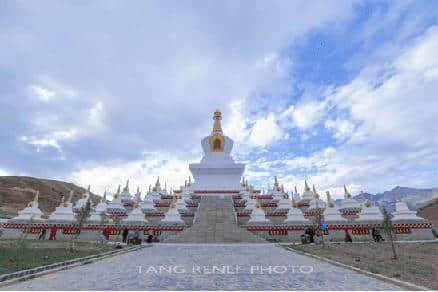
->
[122, 228, 129, 243]
[38, 228, 46, 240]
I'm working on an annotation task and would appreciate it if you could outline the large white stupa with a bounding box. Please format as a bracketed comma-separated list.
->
[189, 110, 245, 192]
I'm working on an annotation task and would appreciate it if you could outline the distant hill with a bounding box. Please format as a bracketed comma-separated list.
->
[417, 196, 438, 227]
[335, 186, 438, 212]
[0, 176, 101, 219]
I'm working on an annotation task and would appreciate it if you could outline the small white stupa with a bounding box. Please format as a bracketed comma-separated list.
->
[293, 186, 301, 202]
[106, 185, 126, 214]
[247, 203, 269, 224]
[299, 180, 314, 206]
[277, 190, 291, 211]
[308, 185, 327, 211]
[161, 203, 184, 224]
[134, 186, 142, 202]
[88, 191, 109, 223]
[123, 201, 147, 225]
[12, 191, 44, 222]
[266, 176, 284, 198]
[120, 180, 135, 205]
[284, 198, 309, 224]
[323, 191, 347, 223]
[48, 191, 76, 223]
[150, 176, 163, 197]
[339, 185, 361, 212]
[244, 187, 257, 210]
[175, 197, 189, 211]
[392, 193, 426, 223]
[141, 192, 156, 211]
[356, 191, 383, 223]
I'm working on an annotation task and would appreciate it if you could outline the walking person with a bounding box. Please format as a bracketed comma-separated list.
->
[38, 228, 46, 240]
[122, 227, 129, 243]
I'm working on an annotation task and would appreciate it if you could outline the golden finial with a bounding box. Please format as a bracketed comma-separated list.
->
[344, 185, 352, 199]
[326, 191, 335, 208]
[305, 180, 310, 191]
[212, 109, 223, 135]
[34, 190, 39, 202]
[312, 184, 320, 199]
[67, 190, 73, 203]
[291, 197, 298, 208]
[27, 190, 39, 207]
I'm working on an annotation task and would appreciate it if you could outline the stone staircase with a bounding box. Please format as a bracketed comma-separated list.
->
[164, 196, 265, 243]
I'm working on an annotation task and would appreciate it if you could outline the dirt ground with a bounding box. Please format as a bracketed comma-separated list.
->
[289, 241, 438, 290]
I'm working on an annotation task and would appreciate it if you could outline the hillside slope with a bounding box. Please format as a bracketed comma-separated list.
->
[0, 176, 101, 219]
[417, 196, 438, 227]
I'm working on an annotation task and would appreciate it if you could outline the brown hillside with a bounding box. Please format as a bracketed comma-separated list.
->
[0, 176, 101, 219]
[417, 196, 438, 227]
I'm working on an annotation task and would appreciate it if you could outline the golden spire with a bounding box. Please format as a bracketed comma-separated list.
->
[305, 180, 310, 191]
[326, 191, 334, 208]
[291, 197, 297, 208]
[344, 185, 352, 199]
[67, 190, 73, 203]
[312, 184, 320, 199]
[396, 192, 402, 202]
[212, 109, 223, 135]
[34, 190, 39, 202]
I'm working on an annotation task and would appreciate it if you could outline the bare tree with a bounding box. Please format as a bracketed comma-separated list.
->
[69, 200, 91, 251]
[382, 207, 397, 260]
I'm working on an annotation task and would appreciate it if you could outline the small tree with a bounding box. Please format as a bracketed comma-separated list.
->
[382, 207, 397, 260]
[112, 215, 122, 244]
[70, 200, 91, 251]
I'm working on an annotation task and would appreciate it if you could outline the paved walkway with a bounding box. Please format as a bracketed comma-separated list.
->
[4, 244, 401, 290]
[165, 196, 264, 243]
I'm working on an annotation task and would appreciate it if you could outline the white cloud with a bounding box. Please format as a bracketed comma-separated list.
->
[325, 118, 355, 140]
[30, 85, 55, 102]
[70, 152, 194, 197]
[249, 113, 284, 147]
[291, 99, 329, 130]
[0, 169, 9, 176]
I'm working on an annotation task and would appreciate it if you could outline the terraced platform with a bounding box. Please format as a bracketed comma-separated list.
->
[164, 196, 265, 243]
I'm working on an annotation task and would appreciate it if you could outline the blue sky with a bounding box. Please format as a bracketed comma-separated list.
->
[1, 0, 437, 198]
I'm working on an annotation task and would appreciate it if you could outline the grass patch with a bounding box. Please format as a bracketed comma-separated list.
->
[0, 239, 113, 275]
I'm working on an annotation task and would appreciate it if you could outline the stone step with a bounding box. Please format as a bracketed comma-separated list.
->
[164, 196, 265, 243]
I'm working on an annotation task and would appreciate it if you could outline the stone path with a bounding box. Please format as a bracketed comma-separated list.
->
[3, 244, 401, 290]
[165, 196, 264, 243]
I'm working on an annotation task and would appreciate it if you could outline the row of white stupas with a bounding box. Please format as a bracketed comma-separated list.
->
[10, 177, 197, 225]
[238, 176, 427, 225]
